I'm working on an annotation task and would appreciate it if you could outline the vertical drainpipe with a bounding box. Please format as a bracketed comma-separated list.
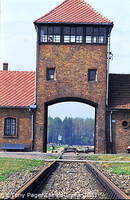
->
[106, 35, 111, 106]
[109, 111, 113, 153]
[31, 111, 34, 151]
[106, 31, 112, 153]
[29, 105, 36, 151]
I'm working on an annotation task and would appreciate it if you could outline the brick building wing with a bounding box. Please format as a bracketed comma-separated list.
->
[0, 71, 35, 107]
[108, 74, 130, 109]
[0, 70, 36, 151]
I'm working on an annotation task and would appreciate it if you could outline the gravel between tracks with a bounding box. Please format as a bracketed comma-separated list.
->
[0, 165, 47, 199]
[40, 162, 108, 199]
[93, 163, 130, 196]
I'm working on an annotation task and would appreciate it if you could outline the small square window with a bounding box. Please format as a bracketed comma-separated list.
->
[47, 68, 56, 80]
[88, 69, 97, 81]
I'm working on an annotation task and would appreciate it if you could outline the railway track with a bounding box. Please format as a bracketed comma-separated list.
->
[13, 148, 129, 199]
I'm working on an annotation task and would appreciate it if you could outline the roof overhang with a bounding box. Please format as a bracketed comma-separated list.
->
[107, 107, 130, 112]
[0, 105, 37, 110]
[34, 21, 114, 26]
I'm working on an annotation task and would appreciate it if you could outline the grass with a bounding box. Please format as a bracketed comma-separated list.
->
[0, 157, 45, 182]
[86, 154, 130, 161]
[96, 163, 130, 175]
[47, 145, 64, 152]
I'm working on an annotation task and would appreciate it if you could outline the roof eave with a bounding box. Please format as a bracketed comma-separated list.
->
[107, 107, 130, 112]
[34, 21, 113, 26]
[0, 106, 37, 110]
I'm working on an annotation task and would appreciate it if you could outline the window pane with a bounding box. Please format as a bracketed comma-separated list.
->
[48, 27, 53, 34]
[40, 27, 47, 42]
[86, 27, 93, 35]
[86, 36, 92, 43]
[77, 27, 83, 35]
[93, 28, 98, 36]
[99, 36, 104, 44]
[99, 28, 106, 44]
[48, 35, 53, 42]
[93, 36, 97, 43]
[70, 36, 75, 42]
[47, 68, 55, 80]
[63, 27, 70, 35]
[53, 35, 61, 43]
[99, 27, 106, 36]
[41, 26, 47, 35]
[4, 118, 16, 136]
[88, 69, 97, 81]
[71, 27, 76, 35]
[64, 36, 70, 43]
[41, 35, 47, 42]
[53, 26, 61, 35]
[76, 36, 82, 43]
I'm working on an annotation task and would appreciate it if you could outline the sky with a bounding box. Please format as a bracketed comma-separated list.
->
[0, 0, 130, 73]
[0, 0, 130, 119]
[48, 102, 95, 120]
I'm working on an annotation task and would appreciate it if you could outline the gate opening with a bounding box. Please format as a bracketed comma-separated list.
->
[45, 100, 96, 153]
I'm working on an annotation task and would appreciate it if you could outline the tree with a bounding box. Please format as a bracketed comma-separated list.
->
[47, 116, 95, 145]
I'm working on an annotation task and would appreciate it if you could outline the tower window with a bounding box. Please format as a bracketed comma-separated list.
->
[4, 118, 16, 136]
[86, 27, 106, 44]
[40, 26, 61, 43]
[39, 26, 108, 44]
[63, 26, 83, 43]
[47, 68, 56, 80]
[88, 69, 97, 81]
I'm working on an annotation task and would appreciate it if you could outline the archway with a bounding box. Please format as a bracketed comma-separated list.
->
[44, 97, 97, 152]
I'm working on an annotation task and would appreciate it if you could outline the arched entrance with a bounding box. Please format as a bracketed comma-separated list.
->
[44, 97, 97, 152]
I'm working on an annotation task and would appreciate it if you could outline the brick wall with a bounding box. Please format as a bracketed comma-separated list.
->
[109, 111, 130, 153]
[0, 108, 33, 151]
[35, 44, 108, 153]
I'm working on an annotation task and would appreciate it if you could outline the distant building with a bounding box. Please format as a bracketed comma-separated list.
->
[0, 0, 129, 153]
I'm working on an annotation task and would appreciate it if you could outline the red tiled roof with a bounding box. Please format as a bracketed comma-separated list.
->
[34, 0, 112, 24]
[0, 71, 35, 107]
[109, 74, 130, 110]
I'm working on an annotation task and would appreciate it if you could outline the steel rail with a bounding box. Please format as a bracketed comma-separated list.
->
[86, 162, 129, 200]
[12, 153, 129, 200]
[13, 161, 58, 200]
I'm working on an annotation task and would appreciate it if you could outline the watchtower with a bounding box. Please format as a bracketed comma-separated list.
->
[34, 0, 113, 153]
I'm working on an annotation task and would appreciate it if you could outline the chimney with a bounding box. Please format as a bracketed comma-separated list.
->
[3, 63, 8, 71]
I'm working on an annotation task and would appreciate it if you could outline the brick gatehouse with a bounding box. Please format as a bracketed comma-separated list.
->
[0, 0, 129, 153]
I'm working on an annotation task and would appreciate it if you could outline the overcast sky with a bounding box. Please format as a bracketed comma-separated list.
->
[0, 0, 130, 119]
[48, 102, 95, 120]
[0, 0, 130, 73]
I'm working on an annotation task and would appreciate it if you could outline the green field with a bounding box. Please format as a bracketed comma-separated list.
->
[47, 145, 64, 152]
[86, 154, 130, 161]
[0, 157, 45, 182]
[95, 162, 130, 175]
[86, 155, 130, 175]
